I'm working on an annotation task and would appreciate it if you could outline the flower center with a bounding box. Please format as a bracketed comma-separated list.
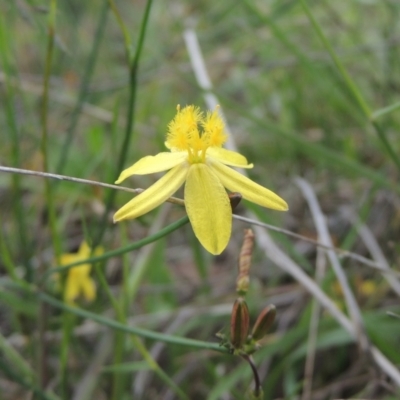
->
[165, 105, 227, 164]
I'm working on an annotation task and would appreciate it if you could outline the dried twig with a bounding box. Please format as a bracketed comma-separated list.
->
[2, 165, 395, 276]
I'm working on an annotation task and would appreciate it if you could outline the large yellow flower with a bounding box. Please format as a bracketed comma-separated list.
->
[60, 241, 102, 305]
[114, 105, 288, 255]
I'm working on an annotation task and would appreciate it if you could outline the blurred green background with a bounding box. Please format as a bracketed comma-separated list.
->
[1, 0, 400, 399]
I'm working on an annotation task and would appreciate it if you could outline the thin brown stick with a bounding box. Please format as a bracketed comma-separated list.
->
[1, 165, 399, 277]
[233, 215, 400, 276]
[0, 165, 184, 205]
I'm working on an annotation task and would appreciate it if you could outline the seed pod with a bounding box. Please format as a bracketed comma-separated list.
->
[251, 305, 276, 341]
[230, 297, 250, 349]
[236, 229, 255, 296]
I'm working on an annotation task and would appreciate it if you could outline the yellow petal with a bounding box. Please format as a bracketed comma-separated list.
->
[115, 152, 186, 184]
[210, 160, 288, 211]
[64, 275, 79, 304]
[185, 164, 232, 255]
[207, 147, 253, 168]
[94, 246, 104, 257]
[114, 164, 188, 222]
[75, 264, 91, 276]
[81, 278, 96, 302]
[59, 254, 77, 265]
[78, 241, 91, 258]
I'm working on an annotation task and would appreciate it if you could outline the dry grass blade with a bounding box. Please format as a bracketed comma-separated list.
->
[132, 309, 191, 397]
[232, 214, 400, 277]
[342, 207, 400, 297]
[295, 177, 371, 353]
[252, 224, 400, 386]
[301, 247, 327, 400]
[72, 332, 113, 400]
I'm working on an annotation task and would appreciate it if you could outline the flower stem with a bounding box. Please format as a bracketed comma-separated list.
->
[93, 0, 154, 247]
[36, 291, 230, 353]
[0, 12, 32, 280]
[38, 0, 59, 391]
[242, 354, 262, 397]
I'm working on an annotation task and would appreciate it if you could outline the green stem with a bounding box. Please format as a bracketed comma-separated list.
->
[93, 0, 153, 247]
[40, 0, 61, 259]
[242, 355, 262, 398]
[0, 358, 60, 400]
[129, 336, 189, 400]
[106, 0, 131, 60]
[37, 291, 229, 353]
[241, 0, 310, 66]
[43, 216, 189, 281]
[0, 12, 32, 280]
[56, 0, 109, 175]
[0, 331, 34, 385]
[0, 209, 18, 281]
[125, 207, 171, 303]
[38, 302, 49, 390]
[299, 0, 371, 118]
[372, 120, 400, 171]
[300, 0, 400, 172]
[91, 216, 187, 399]
[371, 100, 400, 120]
[115, 209, 189, 399]
[111, 223, 129, 400]
[111, 330, 125, 400]
[60, 312, 74, 399]
[93, 262, 122, 317]
[38, 0, 59, 391]
[120, 223, 130, 314]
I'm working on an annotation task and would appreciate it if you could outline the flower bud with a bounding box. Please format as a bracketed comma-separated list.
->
[228, 192, 242, 211]
[251, 305, 276, 341]
[230, 297, 250, 349]
[236, 229, 254, 296]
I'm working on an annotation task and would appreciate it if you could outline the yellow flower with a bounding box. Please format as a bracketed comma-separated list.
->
[60, 241, 102, 305]
[114, 105, 288, 255]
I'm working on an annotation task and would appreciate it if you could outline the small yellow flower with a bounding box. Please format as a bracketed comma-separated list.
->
[114, 105, 288, 255]
[60, 241, 102, 305]
[358, 279, 377, 297]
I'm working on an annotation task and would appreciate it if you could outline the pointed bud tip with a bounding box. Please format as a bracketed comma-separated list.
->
[251, 304, 276, 342]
